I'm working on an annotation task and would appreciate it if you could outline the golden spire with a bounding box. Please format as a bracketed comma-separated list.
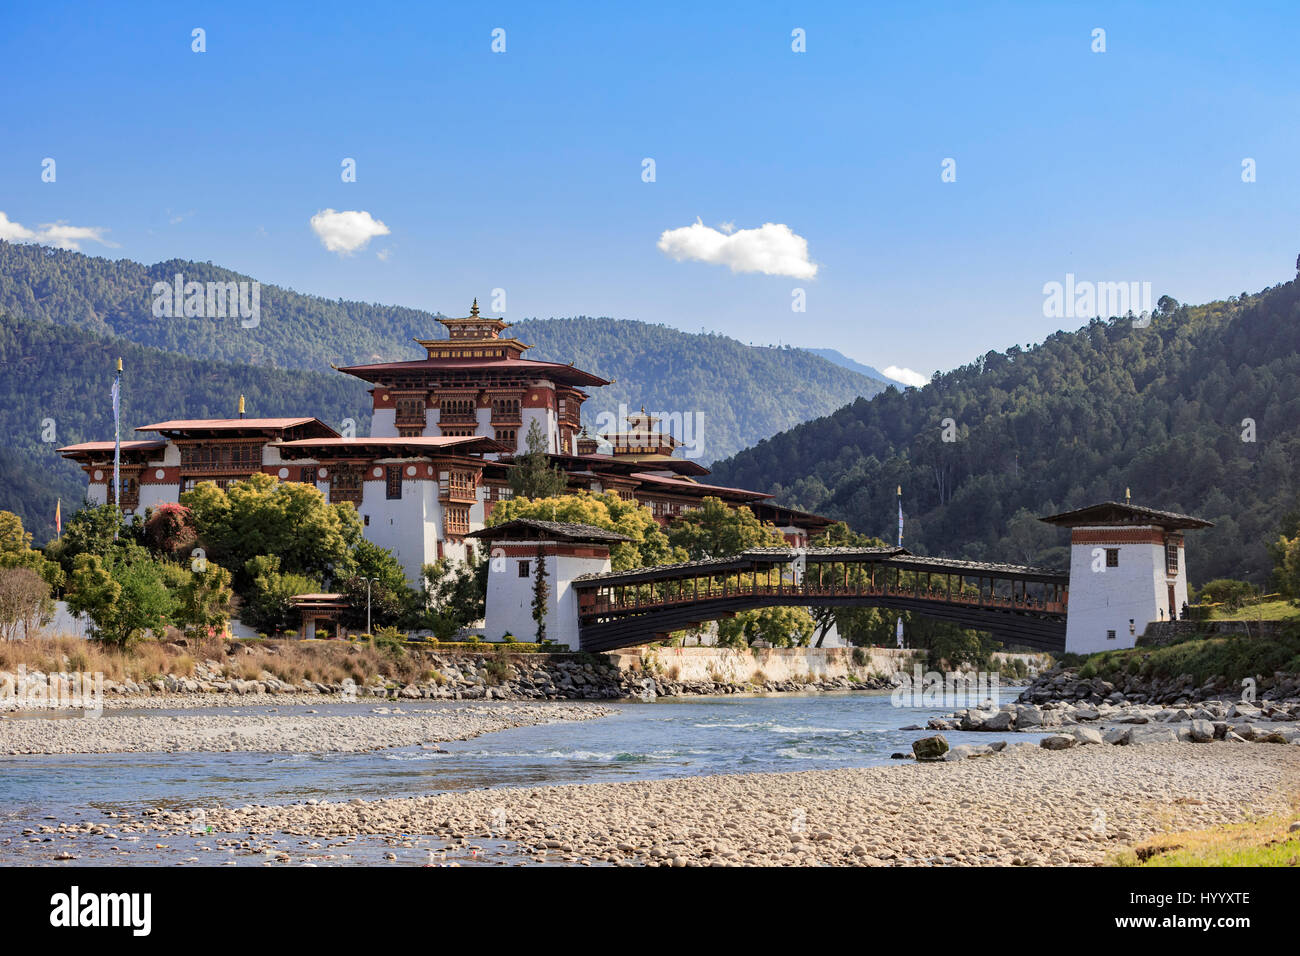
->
[1125, 487, 1131, 504]
[115, 357, 123, 372]
[470, 298, 480, 317]
[238, 394, 246, 418]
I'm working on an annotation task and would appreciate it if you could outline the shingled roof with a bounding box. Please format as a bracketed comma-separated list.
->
[466, 519, 631, 544]
[1039, 501, 1213, 530]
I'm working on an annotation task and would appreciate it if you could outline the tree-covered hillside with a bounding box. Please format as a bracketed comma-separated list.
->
[710, 275, 1300, 586]
[0, 313, 371, 543]
[0, 241, 885, 462]
[513, 318, 887, 462]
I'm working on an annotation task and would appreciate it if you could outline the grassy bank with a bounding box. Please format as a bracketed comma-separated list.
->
[1062, 626, 1300, 685]
[1113, 806, 1300, 867]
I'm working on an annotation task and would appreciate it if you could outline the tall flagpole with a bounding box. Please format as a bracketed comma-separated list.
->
[896, 485, 904, 649]
[112, 357, 122, 512]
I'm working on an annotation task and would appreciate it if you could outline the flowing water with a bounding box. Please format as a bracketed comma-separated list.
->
[0, 688, 1040, 866]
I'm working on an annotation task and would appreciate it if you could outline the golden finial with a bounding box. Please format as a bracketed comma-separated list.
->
[470, 298, 480, 317]
[238, 395, 246, 417]
[1125, 487, 1131, 503]
[115, 357, 122, 372]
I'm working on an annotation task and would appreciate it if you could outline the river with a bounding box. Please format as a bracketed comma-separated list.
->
[0, 688, 1039, 866]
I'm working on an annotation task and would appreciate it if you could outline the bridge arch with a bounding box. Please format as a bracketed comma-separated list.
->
[571, 547, 1068, 653]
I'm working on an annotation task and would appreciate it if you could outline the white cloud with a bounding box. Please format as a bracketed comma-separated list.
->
[310, 208, 390, 255]
[883, 365, 929, 388]
[0, 211, 116, 250]
[657, 218, 818, 279]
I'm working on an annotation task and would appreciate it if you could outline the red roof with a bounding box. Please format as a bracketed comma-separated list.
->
[628, 471, 773, 500]
[337, 357, 610, 388]
[138, 417, 334, 433]
[58, 440, 167, 457]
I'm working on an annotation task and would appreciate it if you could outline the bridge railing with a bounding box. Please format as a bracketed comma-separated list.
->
[578, 581, 1066, 619]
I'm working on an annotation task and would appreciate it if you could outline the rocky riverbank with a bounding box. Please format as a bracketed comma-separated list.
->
[2, 651, 898, 710]
[0, 701, 612, 755]
[926, 689, 1300, 748]
[1018, 666, 1300, 706]
[81, 741, 1300, 866]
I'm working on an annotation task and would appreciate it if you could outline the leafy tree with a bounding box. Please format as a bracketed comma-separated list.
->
[808, 521, 892, 647]
[0, 510, 32, 553]
[1273, 535, 1300, 602]
[45, 503, 126, 572]
[1196, 578, 1258, 609]
[0, 546, 66, 593]
[67, 552, 173, 647]
[172, 562, 235, 636]
[182, 472, 362, 588]
[508, 419, 570, 499]
[718, 606, 816, 648]
[422, 553, 487, 639]
[240, 555, 322, 635]
[489, 491, 683, 570]
[666, 497, 785, 559]
[339, 539, 416, 631]
[144, 502, 198, 558]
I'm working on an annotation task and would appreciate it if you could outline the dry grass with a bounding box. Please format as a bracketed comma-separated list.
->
[0, 635, 439, 687]
[1111, 789, 1300, 867]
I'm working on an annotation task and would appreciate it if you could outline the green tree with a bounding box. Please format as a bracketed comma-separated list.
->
[489, 491, 683, 570]
[240, 554, 322, 634]
[67, 553, 173, 647]
[530, 545, 550, 642]
[718, 606, 816, 648]
[45, 503, 125, 572]
[172, 562, 235, 636]
[666, 497, 785, 559]
[0, 510, 32, 553]
[182, 472, 362, 588]
[422, 553, 487, 639]
[339, 539, 417, 631]
[508, 419, 570, 499]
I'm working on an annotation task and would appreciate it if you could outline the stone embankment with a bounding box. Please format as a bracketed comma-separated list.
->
[1017, 666, 1300, 706]
[3, 651, 900, 710]
[922, 680, 1300, 753]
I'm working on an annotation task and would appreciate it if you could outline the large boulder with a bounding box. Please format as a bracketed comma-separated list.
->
[1103, 726, 1133, 745]
[1071, 727, 1105, 746]
[1188, 719, 1215, 742]
[1128, 726, 1179, 746]
[912, 735, 950, 762]
[981, 710, 1015, 731]
[1040, 734, 1077, 751]
[1016, 705, 1043, 727]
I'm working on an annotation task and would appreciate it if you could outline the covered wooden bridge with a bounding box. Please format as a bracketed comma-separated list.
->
[572, 546, 1068, 653]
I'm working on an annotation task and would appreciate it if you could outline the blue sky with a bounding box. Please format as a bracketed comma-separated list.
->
[3, 0, 1298, 380]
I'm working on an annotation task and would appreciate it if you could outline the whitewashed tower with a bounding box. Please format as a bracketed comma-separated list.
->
[1040, 500, 1212, 654]
[467, 519, 630, 649]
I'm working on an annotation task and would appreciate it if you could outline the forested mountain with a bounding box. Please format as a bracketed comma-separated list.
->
[711, 274, 1300, 586]
[512, 319, 887, 461]
[0, 313, 371, 543]
[0, 241, 884, 462]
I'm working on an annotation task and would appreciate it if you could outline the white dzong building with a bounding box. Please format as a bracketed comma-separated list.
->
[1040, 500, 1212, 654]
[58, 301, 832, 586]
